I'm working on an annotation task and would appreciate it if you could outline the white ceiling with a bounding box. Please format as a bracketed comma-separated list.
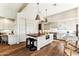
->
[20, 3, 79, 22]
[0, 3, 26, 19]
[0, 3, 23, 11]
[0, 3, 79, 20]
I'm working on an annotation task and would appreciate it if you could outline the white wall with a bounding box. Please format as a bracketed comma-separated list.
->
[0, 4, 17, 19]
[0, 18, 15, 30]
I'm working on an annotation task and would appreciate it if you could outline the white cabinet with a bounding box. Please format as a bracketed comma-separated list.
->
[37, 34, 53, 50]
[8, 35, 17, 45]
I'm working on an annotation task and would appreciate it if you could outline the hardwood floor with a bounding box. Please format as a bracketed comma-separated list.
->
[0, 43, 26, 56]
[9, 40, 65, 56]
[0, 40, 66, 56]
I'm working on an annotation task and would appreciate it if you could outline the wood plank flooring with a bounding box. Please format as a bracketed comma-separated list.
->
[0, 43, 26, 56]
[0, 40, 73, 56]
[9, 40, 65, 56]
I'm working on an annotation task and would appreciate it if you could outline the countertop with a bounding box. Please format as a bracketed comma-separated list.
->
[26, 32, 56, 37]
[27, 33, 45, 37]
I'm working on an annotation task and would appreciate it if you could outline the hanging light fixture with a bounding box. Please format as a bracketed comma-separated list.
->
[45, 9, 48, 22]
[35, 3, 40, 20]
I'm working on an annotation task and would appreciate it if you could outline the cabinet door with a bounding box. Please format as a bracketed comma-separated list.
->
[8, 35, 16, 45]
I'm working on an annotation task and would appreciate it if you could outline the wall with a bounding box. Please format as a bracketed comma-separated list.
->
[0, 18, 15, 33]
[0, 3, 24, 19]
[0, 4, 17, 19]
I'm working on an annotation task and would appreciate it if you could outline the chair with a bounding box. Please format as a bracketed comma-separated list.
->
[1, 35, 8, 44]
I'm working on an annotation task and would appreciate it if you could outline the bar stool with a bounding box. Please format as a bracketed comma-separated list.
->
[29, 38, 37, 51]
[1, 35, 8, 44]
[26, 38, 31, 48]
[26, 38, 37, 51]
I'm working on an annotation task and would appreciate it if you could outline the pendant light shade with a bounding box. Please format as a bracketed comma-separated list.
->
[35, 3, 40, 20]
[35, 14, 40, 20]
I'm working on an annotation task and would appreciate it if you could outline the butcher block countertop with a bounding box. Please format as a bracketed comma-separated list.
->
[26, 32, 57, 37]
[26, 33, 45, 37]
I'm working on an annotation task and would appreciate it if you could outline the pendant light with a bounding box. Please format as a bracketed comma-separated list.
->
[35, 3, 40, 20]
[45, 9, 48, 22]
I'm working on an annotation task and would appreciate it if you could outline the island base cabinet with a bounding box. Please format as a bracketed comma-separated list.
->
[37, 34, 53, 50]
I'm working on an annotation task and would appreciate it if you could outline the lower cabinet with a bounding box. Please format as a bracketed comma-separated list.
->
[37, 34, 53, 50]
[8, 35, 17, 45]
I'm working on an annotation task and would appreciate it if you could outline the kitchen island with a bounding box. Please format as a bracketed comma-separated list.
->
[26, 33, 53, 50]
